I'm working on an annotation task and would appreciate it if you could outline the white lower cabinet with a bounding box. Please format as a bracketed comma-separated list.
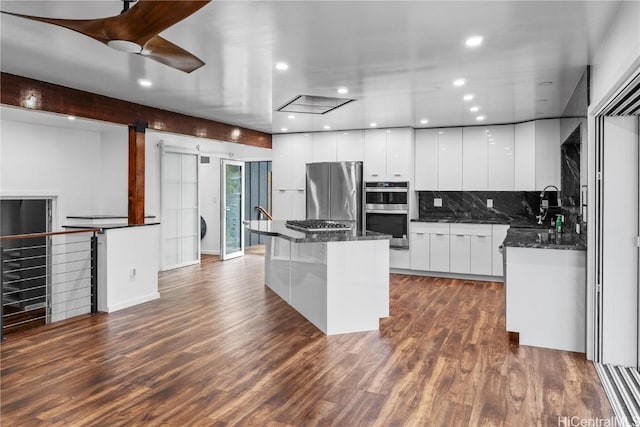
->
[450, 234, 470, 273]
[429, 233, 450, 272]
[492, 225, 510, 276]
[470, 235, 492, 275]
[409, 230, 430, 270]
[409, 222, 505, 278]
[390, 248, 410, 269]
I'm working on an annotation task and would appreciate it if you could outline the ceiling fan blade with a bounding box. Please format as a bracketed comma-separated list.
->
[106, 0, 210, 46]
[1, 11, 114, 45]
[141, 35, 205, 73]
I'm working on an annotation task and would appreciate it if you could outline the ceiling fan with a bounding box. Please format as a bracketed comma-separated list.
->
[1, 0, 210, 73]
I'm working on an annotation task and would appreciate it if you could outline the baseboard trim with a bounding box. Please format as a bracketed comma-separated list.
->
[107, 292, 160, 313]
[390, 268, 505, 283]
[201, 249, 220, 255]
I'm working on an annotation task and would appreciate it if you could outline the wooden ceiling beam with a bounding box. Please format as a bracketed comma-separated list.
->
[0, 72, 271, 149]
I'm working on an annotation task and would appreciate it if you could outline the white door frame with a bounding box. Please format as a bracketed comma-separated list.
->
[220, 159, 245, 260]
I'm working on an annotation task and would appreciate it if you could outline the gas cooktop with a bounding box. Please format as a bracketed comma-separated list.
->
[285, 220, 351, 232]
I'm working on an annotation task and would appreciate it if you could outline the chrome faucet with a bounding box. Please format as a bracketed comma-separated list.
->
[538, 185, 560, 224]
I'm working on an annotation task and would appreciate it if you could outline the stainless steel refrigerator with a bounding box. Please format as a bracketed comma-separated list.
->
[306, 162, 364, 230]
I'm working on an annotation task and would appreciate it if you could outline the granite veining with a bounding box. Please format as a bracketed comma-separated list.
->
[417, 191, 557, 224]
[244, 220, 391, 244]
[503, 228, 586, 251]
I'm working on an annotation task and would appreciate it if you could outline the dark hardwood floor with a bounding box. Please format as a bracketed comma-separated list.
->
[0, 253, 612, 425]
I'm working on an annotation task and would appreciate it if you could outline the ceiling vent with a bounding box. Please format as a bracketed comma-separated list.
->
[276, 95, 355, 115]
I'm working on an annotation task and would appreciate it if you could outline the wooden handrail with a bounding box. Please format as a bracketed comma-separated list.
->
[255, 206, 273, 221]
[0, 228, 100, 241]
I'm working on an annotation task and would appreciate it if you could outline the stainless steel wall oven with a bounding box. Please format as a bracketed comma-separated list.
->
[364, 182, 409, 248]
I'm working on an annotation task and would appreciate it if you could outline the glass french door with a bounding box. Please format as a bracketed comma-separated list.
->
[221, 159, 245, 260]
[161, 149, 200, 270]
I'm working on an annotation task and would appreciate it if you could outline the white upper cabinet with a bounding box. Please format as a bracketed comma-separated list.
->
[514, 121, 536, 190]
[414, 129, 439, 190]
[462, 127, 488, 190]
[535, 119, 561, 190]
[272, 133, 312, 190]
[487, 124, 515, 190]
[272, 134, 293, 190]
[437, 128, 463, 190]
[312, 132, 337, 163]
[364, 127, 413, 181]
[336, 130, 365, 161]
[364, 129, 387, 180]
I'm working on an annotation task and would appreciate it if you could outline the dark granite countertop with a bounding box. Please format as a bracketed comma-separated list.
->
[67, 214, 156, 219]
[503, 228, 586, 251]
[411, 216, 546, 228]
[63, 222, 160, 231]
[244, 220, 391, 244]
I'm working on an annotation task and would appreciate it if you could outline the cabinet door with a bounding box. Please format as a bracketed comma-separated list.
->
[414, 129, 439, 190]
[271, 189, 291, 220]
[492, 225, 510, 276]
[463, 126, 488, 190]
[410, 231, 430, 270]
[336, 130, 364, 161]
[488, 124, 515, 190]
[390, 248, 410, 269]
[271, 134, 292, 189]
[290, 189, 306, 220]
[437, 128, 463, 190]
[470, 235, 492, 275]
[450, 234, 470, 273]
[364, 129, 388, 180]
[429, 233, 450, 272]
[515, 121, 536, 190]
[386, 128, 413, 181]
[535, 119, 561, 189]
[312, 132, 337, 163]
[290, 133, 313, 190]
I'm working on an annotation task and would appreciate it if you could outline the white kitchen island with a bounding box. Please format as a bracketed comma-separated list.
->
[245, 220, 391, 335]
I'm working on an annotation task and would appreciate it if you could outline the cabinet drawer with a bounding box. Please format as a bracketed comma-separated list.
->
[450, 223, 492, 236]
[411, 222, 449, 234]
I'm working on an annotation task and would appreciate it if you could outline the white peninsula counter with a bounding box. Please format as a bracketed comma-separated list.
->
[245, 220, 391, 335]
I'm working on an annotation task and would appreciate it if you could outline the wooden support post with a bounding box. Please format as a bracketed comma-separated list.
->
[128, 121, 147, 225]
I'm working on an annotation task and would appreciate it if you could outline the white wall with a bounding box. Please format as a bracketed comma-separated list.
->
[99, 129, 128, 214]
[590, 1, 640, 111]
[143, 130, 271, 256]
[0, 119, 102, 226]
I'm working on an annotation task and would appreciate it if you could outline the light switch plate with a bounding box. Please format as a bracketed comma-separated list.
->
[434, 198, 442, 207]
[487, 199, 493, 208]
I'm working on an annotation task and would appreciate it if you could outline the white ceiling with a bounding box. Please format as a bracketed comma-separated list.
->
[0, 1, 622, 135]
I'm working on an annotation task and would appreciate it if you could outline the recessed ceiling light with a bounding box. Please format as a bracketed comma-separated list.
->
[323, 125, 331, 130]
[275, 62, 289, 71]
[438, 131, 444, 135]
[453, 78, 466, 87]
[465, 35, 483, 47]
[67, 115, 76, 120]
[281, 127, 288, 132]
[470, 106, 480, 112]
[288, 114, 296, 119]
[337, 87, 348, 94]
[463, 94, 474, 101]
[420, 119, 429, 124]
[137, 78, 152, 87]
[538, 81, 553, 86]
[476, 115, 485, 121]
[370, 122, 377, 127]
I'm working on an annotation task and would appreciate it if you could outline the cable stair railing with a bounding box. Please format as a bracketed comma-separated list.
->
[0, 228, 100, 340]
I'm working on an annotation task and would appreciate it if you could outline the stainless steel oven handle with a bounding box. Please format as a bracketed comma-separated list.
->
[365, 209, 409, 214]
[365, 188, 408, 193]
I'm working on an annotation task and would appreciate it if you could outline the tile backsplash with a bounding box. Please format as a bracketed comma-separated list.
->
[417, 191, 560, 225]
